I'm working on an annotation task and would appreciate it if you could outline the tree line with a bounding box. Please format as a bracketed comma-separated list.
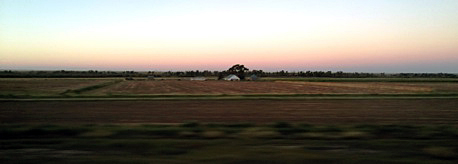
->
[1, 69, 456, 78]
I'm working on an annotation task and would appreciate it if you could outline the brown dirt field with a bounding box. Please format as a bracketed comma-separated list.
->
[1, 99, 457, 124]
[0, 78, 115, 96]
[86, 80, 458, 95]
[388, 82, 458, 92]
[289, 82, 434, 92]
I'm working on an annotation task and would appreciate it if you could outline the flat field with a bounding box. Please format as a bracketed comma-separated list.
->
[0, 78, 117, 96]
[1, 99, 457, 124]
[88, 80, 440, 95]
[263, 77, 458, 82]
[2, 78, 458, 97]
[1, 78, 458, 163]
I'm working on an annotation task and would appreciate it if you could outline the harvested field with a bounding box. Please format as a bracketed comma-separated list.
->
[263, 77, 458, 82]
[1, 99, 457, 124]
[0, 78, 116, 96]
[388, 82, 458, 92]
[2, 78, 458, 97]
[87, 80, 458, 95]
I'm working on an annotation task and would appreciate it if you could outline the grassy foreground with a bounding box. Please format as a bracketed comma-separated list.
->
[1, 123, 457, 164]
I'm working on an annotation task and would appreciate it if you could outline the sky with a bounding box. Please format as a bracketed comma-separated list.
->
[1, 0, 458, 72]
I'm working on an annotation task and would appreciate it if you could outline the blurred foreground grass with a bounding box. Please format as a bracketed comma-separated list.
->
[1, 123, 457, 164]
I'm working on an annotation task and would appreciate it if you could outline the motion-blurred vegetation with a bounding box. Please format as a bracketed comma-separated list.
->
[1, 123, 457, 163]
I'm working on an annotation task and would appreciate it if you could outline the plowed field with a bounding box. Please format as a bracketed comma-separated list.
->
[1, 99, 457, 124]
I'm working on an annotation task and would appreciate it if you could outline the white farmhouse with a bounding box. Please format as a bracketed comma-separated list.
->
[224, 74, 240, 81]
[147, 76, 155, 80]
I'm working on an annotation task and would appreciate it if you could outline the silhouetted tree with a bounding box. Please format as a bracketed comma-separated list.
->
[228, 64, 249, 80]
[217, 72, 224, 80]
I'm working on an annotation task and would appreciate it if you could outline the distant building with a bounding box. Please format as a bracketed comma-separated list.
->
[224, 74, 240, 81]
[250, 74, 258, 81]
[147, 76, 155, 80]
[190, 77, 206, 81]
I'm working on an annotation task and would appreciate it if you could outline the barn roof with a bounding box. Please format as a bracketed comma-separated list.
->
[224, 74, 240, 80]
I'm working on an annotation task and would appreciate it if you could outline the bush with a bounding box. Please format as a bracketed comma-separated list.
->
[79, 130, 113, 137]
[181, 121, 200, 128]
[0, 126, 89, 139]
[295, 132, 326, 139]
[201, 131, 226, 139]
[423, 147, 457, 159]
[314, 126, 343, 133]
[273, 122, 292, 129]
[277, 128, 307, 136]
[430, 125, 458, 138]
[114, 127, 181, 138]
[178, 131, 198, 138]
[225, 123, 254, 128]
[339, 131, 371, 139]
[157, 147, 188, 155]
[238, 128, 281, 139]
[372, 125, 419, 138]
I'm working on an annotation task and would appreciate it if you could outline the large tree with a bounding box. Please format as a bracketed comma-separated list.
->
[228, 64, 249, 80]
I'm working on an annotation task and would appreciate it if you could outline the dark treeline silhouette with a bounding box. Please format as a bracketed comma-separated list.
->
[1, 70, 457, 78]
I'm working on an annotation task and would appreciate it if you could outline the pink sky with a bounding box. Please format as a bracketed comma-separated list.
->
[1, 0, 458, 72]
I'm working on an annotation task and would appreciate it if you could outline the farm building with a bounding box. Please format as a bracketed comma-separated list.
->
[224, 74, 240, 81]
[250, 74, 258, 81]
[190, 77, 206, 81]
[147, 76, 155, 80]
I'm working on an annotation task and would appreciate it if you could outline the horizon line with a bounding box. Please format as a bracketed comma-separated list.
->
[2, 69, 457, 74]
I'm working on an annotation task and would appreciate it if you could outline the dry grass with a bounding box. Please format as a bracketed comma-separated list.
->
[85, 80, 458, 95]
[238, 128, 281, 139]
[2, 78, 458, 97]
[282, 82, 434, 92]
[0, 78, 116, 96]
